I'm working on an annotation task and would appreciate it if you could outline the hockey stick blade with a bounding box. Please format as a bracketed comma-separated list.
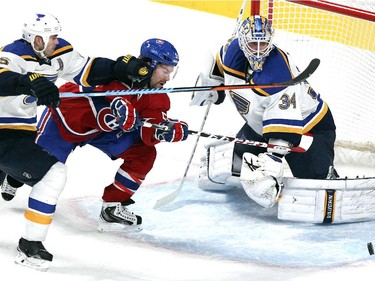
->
[59, 59, 320, 98]
[152, 0, 247, 210]
[189, 131, 314, 153]
[153, 103, 213, 209]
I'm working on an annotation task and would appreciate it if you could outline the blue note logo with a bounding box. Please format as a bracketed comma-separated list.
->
[24, 95, 37, 104]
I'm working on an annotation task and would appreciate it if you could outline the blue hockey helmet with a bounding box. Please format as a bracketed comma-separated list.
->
[237, 15, 274, 72]
[140, 38, 179, 69]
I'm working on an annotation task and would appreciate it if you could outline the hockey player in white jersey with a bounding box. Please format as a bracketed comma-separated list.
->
[0, 12, 151, 270]
[191, 15, 337, 209]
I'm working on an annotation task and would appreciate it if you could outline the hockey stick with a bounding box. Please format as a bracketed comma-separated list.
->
[188, 130, 313, 153]
[59, 59, 320, 98]
[153, 102, 213, 209]
[152, 0, 249, 209]
[143, 121, 313, 153]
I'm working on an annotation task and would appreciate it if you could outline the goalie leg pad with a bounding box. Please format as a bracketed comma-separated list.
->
[278, 177, 375, 223]
[240, 153, 283, 208]
[198, 141, 240, 191]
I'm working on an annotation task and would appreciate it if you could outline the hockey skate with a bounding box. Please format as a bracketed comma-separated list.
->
[1, 176, 18, 201]
[15, 238, 53, 271]
[98, 199, 142, 232]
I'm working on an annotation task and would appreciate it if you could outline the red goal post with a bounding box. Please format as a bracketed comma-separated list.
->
[249, 0, 375, 167]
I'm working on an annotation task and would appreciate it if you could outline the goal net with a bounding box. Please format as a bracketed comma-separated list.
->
[255, 0, 375, 167]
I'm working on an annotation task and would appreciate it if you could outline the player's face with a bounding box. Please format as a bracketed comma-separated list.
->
[44, 35, 59, 57]
[34, 35, 59, 57]
[247, 41, 270, 57]
[149, 64, 176, 88]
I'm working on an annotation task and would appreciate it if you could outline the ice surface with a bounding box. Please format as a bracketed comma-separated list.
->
[1, 0, 375, 280]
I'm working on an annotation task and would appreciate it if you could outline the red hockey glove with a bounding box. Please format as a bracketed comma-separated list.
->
[154, 119, 188, 142]
[110, 97, 141, 131]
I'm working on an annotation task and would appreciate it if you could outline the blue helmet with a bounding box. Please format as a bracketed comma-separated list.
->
[140, 38, 179, 69]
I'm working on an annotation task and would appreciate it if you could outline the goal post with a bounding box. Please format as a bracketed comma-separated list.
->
[253, 0, 375, 166]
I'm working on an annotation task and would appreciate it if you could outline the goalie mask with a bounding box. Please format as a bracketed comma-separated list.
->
[237, 15, 274, 72]
[22, 13, 61, 56]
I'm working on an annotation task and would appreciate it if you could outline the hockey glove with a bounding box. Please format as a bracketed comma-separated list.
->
[257, 153, 284, 180]
[267, 138, 292, 156]
[241, 152, 284, 208]
[114, 55, 152, 87]
[154, 119, 189, 142]
[189, 73, 225, 106]
[17, 72, 60, 107]
[110, 97, 142, 131]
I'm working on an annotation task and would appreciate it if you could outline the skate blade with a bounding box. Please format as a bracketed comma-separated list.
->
[15, 251, 51, 271]
[97, 221, 142, 232]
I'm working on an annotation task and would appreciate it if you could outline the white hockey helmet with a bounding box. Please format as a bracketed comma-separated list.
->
[237, 15, 274, 72]
[22, 13, 61, 54]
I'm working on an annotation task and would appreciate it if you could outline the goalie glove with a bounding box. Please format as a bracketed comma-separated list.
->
[154, 119, 188, 142]
[110, 97, 142, 131]
[240, 152, 284, 208]
[267, 138, 292, 156]
[189, 72, 225, 106]
[256, 153, 284, 180]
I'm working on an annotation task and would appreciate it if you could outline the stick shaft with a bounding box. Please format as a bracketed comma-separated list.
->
[188, 130, 312, 153]
[153, 102, 212, 209]
[152, 1, 250, 209]
[59, 59, 320, 98]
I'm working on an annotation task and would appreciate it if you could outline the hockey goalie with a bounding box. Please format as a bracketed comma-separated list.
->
[190, 15, 375, 224]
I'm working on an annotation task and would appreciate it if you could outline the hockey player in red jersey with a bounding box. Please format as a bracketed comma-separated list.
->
[35, 38, 188, 231]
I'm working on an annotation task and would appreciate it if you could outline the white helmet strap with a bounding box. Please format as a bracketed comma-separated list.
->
[30, 34, 49, 59]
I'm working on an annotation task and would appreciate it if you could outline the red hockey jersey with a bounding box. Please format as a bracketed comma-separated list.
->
[51, 81, 170, 145]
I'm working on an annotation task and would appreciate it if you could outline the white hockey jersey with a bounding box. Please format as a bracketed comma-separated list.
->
[0, 38, 107, 132]
[216, 39, 335, 147]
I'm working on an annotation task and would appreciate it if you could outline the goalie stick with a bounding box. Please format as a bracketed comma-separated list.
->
[188, 130, 313, 153]
[59, 58, 320, 98]
[146, 124, 312, 209]
[143, 122, 313, 153]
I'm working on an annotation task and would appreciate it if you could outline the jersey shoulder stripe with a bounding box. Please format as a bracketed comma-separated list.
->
[50, 38, 73, 59]
[221, 39, 247, 81]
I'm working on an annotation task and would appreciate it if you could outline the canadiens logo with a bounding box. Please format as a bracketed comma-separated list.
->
[97, 108, 118, 132]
